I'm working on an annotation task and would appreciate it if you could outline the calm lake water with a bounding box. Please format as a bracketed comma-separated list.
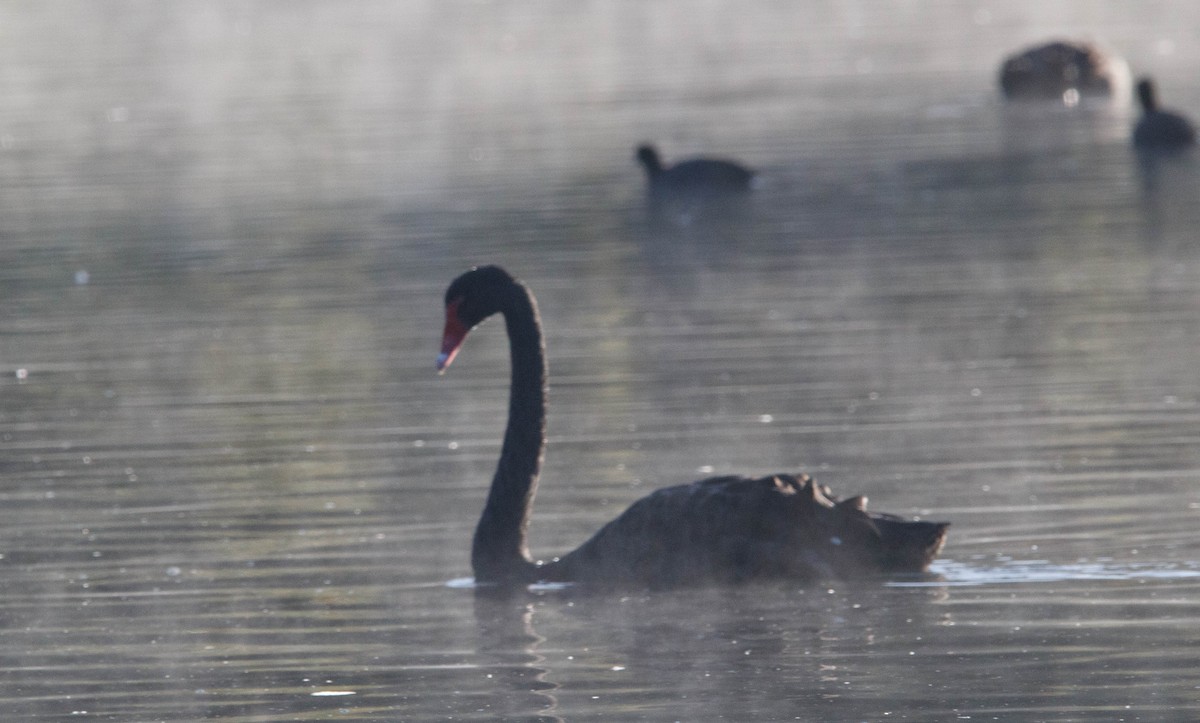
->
[4, 2, 1200, 720]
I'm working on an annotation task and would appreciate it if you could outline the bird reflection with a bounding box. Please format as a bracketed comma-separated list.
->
[473, 589, 563, 723]
[470, 579, 951, 720]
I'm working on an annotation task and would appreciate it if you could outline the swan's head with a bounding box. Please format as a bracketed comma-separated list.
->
[438, 265, 520, 372]
[635, 144, 662, 174]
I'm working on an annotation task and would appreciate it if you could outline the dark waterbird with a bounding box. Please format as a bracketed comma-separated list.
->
[635, 144, 755, 195]
[436, 266, 949, 590]
[1133, 77, 1196, 149]
[998, 40, 1126, 102]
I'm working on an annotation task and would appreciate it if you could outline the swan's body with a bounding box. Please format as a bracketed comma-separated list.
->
[1133, 78, 1195, 149]
[438, 266, 949, 589]
[636, 144, 755, 196]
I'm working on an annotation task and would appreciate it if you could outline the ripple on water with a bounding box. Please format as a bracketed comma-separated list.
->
[890, 558, 1200, 587]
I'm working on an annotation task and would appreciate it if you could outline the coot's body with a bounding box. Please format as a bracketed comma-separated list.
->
[636, 144, 755, 196]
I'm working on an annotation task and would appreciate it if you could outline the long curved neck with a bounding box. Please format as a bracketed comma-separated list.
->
[471, 283, 547, 583]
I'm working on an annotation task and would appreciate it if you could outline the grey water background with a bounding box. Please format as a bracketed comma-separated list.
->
[4, 1, 1200, 720]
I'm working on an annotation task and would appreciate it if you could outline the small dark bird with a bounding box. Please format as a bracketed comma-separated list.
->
[635, 144, 755, 196]
[437, 265, 949, 591]
[1133, 77, 1196, 149]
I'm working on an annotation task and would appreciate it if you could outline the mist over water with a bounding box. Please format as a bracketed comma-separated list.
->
[3, 2, 1200, 719]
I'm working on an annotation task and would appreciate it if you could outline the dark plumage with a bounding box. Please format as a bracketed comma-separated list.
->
[437, 266, 949, 590]
[635, 144, 755, 195]
[1133, 78, 1196, 149]
[998, 40, 1125, 102]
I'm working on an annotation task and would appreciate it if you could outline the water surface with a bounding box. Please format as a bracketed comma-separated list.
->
[3, 2, 1200, 720]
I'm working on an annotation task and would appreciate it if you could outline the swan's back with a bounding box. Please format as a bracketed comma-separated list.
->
[546, 473, 948, 589]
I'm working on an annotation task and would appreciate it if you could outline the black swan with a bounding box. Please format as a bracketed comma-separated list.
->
[437, 266, 949, 589]
[635, 144, 755, 196]
[998, 40, 1128, 102]
[1133, 77, 1196, 149]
